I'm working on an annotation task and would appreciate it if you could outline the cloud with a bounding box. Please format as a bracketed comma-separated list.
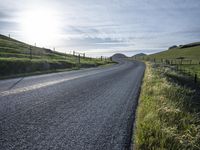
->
[0, 0, 200, 56]
[0, 10, 20, 33]
[61, 36, 130, 49]
[0, 11, 8, 18]
[0, 21, 18, 29]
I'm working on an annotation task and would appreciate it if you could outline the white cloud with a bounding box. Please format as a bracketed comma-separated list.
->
[0, 0, 200, 56]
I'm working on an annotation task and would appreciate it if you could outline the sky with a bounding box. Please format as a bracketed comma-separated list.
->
[0, 0, 200, 57]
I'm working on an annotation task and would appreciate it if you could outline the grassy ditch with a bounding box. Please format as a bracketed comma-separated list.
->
[134, 63, 200, 150]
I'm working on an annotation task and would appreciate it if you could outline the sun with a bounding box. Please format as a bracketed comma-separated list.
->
[20, 8, 61, 47]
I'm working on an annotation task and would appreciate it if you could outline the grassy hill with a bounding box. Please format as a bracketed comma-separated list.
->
[147, 42, 200, 62]
[132, 53, 146, 58]
[111, 53, 127, 59]
[0, 34, 87, 61]
[0, 34, 112, 77]
[142, 42, 200, 77]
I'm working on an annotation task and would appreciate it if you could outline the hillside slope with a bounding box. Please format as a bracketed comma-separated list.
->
[111, 53, 127, 59]
[0, 34, 112, 77]
[148, 42, 200, 61]
[132, 53, 146, 57]
[0, 34, 74, 60]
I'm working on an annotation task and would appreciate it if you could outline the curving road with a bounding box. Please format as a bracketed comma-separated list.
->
[0, 59, 145, 150]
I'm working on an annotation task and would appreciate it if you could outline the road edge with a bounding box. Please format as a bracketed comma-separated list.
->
[129, 61, 146, 150]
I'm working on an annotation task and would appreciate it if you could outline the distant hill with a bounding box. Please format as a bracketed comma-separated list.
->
[111, 53, 127, 59]
[168, 45, 178, 50]
[148, 42, 200, 61]
[132, 53, 146, 57]
[179, 42, 200, 49]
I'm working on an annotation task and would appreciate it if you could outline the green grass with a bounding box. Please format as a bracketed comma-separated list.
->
[134, 63, 200, 150]
[179, 65, 200, 77]
[0, 67, 78, 80]
[144, 43, 200, 64]
[0, 34, 113, 77]
[0, 58, 75, 76]
[0, 34, 100, 62]
[133, 40, 200, 86]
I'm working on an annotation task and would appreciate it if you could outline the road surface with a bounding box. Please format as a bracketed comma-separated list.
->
[0, 59, 145, 150]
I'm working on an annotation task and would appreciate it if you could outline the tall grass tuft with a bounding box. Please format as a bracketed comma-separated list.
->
[134, 63, 200, 150]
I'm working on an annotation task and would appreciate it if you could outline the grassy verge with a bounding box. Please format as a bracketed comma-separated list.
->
[0, 67, 78, 80]
[0, 57, 114, 79]
[134, 63, 200, 149]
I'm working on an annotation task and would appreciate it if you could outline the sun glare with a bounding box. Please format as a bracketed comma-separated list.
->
[20, 8, 61, 47]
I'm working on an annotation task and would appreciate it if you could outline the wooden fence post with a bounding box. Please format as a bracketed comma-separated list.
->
[30, 46, 32, 60]
[78, 54, 80, 65]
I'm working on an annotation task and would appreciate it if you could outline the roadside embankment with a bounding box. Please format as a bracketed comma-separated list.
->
[134, 63, 200, 149]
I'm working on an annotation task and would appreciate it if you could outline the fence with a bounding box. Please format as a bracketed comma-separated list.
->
[176, 65, 198, 84]
[136, 57, 199, 84]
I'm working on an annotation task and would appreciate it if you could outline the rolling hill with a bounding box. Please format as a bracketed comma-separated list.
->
[111, 53, 127, 59]
[0, 34, 112, 77]
[0, 34, 77, 60]
[132, 53, 146, 57]
[148, 42, 200, 61]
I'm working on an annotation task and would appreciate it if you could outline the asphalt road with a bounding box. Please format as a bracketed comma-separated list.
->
[0, 59, 145, 150]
